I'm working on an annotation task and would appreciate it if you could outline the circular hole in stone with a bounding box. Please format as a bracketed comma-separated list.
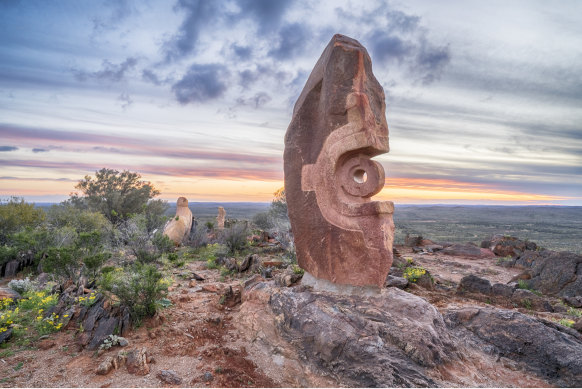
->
[353, 169, 368, 184]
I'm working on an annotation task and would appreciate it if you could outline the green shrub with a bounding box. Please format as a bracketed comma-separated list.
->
[99, 263, 169, 324]
[0, 197, 45, 244]
[42, 247, 80, 283]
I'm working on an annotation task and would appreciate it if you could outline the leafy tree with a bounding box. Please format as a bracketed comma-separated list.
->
[0, 197, 45, 244]
[69, 168, 160, 224]
[270, 187, 288, 220]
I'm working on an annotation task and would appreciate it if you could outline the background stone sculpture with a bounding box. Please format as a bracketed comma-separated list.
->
[216, 206, 226, 229]
[163, 197, 193, 245]
[284, 34, 394, 289]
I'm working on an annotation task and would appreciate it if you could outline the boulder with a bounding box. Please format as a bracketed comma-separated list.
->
[386, 275, 408, 289]
[511, 289, 553, 312]
[0, 287, 21, 300]
[491, 283, 515, 298]
[458, 275, 492, 295]
[446, 307, 582, 387]
[283, 34, 394, 289]
[440, 244, 495, 259]
[526, 250, 582, 298]
[485, 235, 537, 257]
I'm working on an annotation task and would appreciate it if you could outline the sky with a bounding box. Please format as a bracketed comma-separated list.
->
[1, 0, 581, 205]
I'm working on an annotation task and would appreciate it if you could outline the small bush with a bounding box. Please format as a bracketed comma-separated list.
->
[567, 307, 582, 318]
[100, 263, 169, 324]
[252, 212, 273, 230]
[557, 318, 575, 328]
[42, 247, 80, 283]
[8, 278, 38, 295]
[188, 225, 209, 248]
[221, 223, 248, 255]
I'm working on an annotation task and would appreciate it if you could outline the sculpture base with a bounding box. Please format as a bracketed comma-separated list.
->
[301, 271, 381, 296]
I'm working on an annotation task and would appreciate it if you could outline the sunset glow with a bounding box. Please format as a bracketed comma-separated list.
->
[1, 1, 581, 205]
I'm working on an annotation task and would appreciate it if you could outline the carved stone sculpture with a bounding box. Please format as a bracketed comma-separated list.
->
[284, 34, 394, 289]
[217, 206, 226, 229]
[163, 197, 193, 245]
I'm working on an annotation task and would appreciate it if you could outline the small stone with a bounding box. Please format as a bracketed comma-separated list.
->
[37, 339, 56, 350]
[96, 356, 114, 375]
[203, 372, 213, 382]
[386, 275, 408, 289]
[573, 318, 582, 332]
[126, 347, 150, 375]
[117, 337, 129, 347]
[188, 280, 197, 288]
[157, 369, 182, 385]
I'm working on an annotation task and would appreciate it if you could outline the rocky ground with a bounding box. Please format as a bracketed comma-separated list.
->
[1, 236, 582, 387]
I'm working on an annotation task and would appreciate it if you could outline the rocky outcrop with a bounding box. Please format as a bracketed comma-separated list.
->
[440, 244, 495, 259]
[269, 285, 456, 387]
[525, 250, 582, 299]
[284, 34, 394, 288]
[446, 307, 582, 387]
[48, 288, 131, 351]
[482, 235, 537, 257]
[235, 279, 579, 387]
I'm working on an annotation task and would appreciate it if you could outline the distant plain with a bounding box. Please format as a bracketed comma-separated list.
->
[37, 203, 582, 254]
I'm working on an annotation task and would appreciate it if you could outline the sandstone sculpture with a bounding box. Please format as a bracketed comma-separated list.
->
[284, 34, 394, 289]
[163, 197, 193, 245]
[216, 206, 226, 229]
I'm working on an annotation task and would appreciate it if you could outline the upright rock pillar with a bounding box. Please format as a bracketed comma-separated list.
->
[216, 206, 226, 229]
[284, 34, 394, 289]
[163, 197, 193, 245]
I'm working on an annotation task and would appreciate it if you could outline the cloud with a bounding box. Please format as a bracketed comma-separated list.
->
[234, 0, 294, 34]
[172, 63, 229, 104]
[231, 44, 252, 60]
[235, 92, 272, 108]
[142, 69, 164, 85]
[164, 0, 223, 61]
[118, 92, 133, 109]
[92, 0, 134, 33]
[32, 148, 48, 153]
[74, 57, 138, 83]
[268, 23, 310, 60]
[0, 146, 18, 152]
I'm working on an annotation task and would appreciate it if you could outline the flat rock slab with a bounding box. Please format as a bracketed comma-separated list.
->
[446, 307, 582, 387]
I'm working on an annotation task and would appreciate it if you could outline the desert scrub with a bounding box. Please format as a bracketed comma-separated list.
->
[99, 263, 169, 324]
[403, 266, 427, 283]
[567, 307, 582, 318]
[192, 243, 221, 262]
